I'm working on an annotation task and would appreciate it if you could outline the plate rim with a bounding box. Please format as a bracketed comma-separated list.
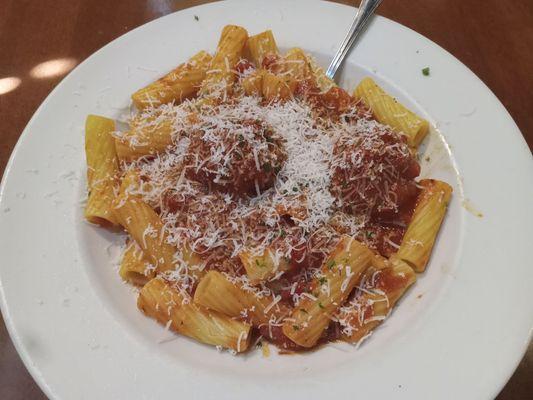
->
[0, 1, 531, 399]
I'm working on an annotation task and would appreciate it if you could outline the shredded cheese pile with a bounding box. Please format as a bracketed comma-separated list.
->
[121, 89, 413, 304]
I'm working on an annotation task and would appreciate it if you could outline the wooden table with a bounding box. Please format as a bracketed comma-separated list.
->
[0, 1, 531, 398]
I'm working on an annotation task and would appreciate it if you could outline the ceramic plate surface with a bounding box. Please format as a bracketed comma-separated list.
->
[1, 1, 532, 399]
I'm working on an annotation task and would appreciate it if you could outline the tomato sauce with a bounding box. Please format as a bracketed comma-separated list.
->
[259, 324, 302, 351]
[235, 59, 255, 75]
[377, 267, 410, 293]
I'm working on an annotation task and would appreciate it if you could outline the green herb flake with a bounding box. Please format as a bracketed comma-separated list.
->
[292, 186, 298, 192]
[422, 67, 430, 76]
[366, 231, 374, 239]
[327, 260, 336, 269]
[318, 302, 325, 309]
[292, 325, 300, 331]
[318, 277, 327, 285]
[279, 229, 286, 237]
[194, 15, 199, 21]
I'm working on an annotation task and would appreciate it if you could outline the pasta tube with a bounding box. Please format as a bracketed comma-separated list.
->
[354, 77, 429, 148]
[199, 25, 248, 97]
[245, 30, 279, 67]
[338, 256, 416, 343]
[397, 179, 452, 272]
[307, 55, 336, 92]
[239, 247, 291, 284]
[114, 112, 174, 162]
[113, 171, 177, 272]
[193, 270, 289, 326]
[262, 72, 294, 102]
[241, 69, 264, 96]
[84, 114, 120, 226]
[139, 277, 251, 352]
[282, 236, 373, 347]
[282, 48, 312, 82]
[119, 241, 155, 286]
[113, 171, 204, 275]
[131, 51, 212, 109]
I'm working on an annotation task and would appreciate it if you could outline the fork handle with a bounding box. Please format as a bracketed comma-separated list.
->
[325, 0, 383, 80]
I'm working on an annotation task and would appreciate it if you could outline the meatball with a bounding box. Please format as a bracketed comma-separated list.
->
[184, 119, 286, 196]
[330, 122, 420, 220]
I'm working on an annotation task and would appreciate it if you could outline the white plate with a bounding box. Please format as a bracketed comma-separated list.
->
[1, 1, 532, 399]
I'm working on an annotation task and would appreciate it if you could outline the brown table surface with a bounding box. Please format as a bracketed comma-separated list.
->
[1, 0, 532, 399]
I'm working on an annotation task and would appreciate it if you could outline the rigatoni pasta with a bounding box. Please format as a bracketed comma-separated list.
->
[239, 247, 292, 284]
[338, 256, 416, 343]
[84, 115, 119, 226]
[282, 48, 312, 83]
[281, 236, 373, 348]
[112, 171, 178, 273]
[245, 30, 279, 67]
[85, 26, 451, 354]
[194, 270, 290, 326]
[307, 54, 336, 92]
[139, 277, 251, 352]
[114, 111, 175, 162]
[354, 77, 429, 148]
[119, 241, 155, 286]
[261, 71, 294, 102]
[131, 51, 212, 109]
[397, 179, 453, 272]
[199, 25, 248, 97]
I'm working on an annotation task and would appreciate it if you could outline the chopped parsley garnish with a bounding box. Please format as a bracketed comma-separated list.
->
[279, 229, 286, 237]
[194, 15, 199, 21]
[292, 186, 298, 192]
[318, 277, 327, 285]
[292, 325, 300, 331]
[237, 134, 245, 147]
[422, 67, 430, 76]
[327, 260, 336, 269]
[366, 231, 374, 239]
[318, 302, 325, 309]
